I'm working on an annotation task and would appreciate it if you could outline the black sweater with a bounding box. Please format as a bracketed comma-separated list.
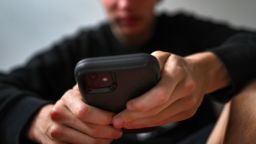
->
[1, 12, 256, 144]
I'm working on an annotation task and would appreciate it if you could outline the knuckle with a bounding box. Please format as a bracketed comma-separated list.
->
[75, 104, 89, 119]
[158, 93, 169, 103]
[50, 107, 62, 121]
[157, 91, 169, 103]
[48, 124, 63, 139]
[132, 102, 147, 112]
[185, 79, 196, 92]
[50, 108, 61, 121]
[128, 100, 147, 112]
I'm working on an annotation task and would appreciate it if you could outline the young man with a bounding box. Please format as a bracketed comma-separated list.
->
[1, 0, 256, 143]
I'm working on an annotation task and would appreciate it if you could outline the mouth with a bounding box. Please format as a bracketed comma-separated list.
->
[115, 15, 140, 28]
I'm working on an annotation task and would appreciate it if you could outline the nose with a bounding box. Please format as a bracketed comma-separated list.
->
[117, 0, 134, 10]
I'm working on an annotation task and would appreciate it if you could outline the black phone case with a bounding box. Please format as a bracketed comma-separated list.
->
[75, 53, 160, 113]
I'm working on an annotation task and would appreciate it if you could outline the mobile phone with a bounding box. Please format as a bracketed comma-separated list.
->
[74, 53, 160, 132]
[75, 53, 160, 112]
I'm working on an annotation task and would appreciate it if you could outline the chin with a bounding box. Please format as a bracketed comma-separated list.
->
[113, 25, 146, 43]
[119, 27, 143, 37]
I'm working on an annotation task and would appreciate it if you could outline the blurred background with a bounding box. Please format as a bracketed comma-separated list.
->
[1, 0, 256, 71]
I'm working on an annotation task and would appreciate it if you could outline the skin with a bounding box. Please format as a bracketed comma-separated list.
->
[207, 102, 230, 144]
[27, 0, 231, 143]
[101, 0, 158, 45]
[207, 81, 256, 144]
[224, 81, 256, 144]
[113, 51, 230, 129]
[28, 86, 122, 144]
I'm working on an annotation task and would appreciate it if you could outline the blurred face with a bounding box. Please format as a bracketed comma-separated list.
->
[101, 0, 158, 44]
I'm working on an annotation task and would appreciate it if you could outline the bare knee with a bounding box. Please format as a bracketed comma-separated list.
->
[224, 80, 256, 144]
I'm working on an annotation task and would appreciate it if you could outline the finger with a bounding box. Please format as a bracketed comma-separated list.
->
[151, 51, 171, 71]
[113, 96, 172, 127]
[62, 89, 114, 125]
[121, 96, 195, 129]
[125, 110, 195, 129]
[126, 55, 186, 112]
[51, 101, 122, 139]
[47, 123, 113, 144]
[127, 77, 195, 119]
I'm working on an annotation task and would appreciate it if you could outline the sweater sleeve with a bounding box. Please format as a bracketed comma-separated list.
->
[0, 29, 92, 144]
[170, 13, 256, 102]
[209, 33, 256, 102]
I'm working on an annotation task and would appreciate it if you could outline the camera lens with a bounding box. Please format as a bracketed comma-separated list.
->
[102, 77, 109, 82]
[97, 73, 113, 87]
[85, 72, 114, 89]
[88, 74, 98, 80]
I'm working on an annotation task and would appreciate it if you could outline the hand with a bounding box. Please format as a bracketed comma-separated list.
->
[27, 85, 122, 144]
[113, 51, 228, 129]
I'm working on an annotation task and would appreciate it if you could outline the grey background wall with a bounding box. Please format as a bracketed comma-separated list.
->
[1, 0, 256, 71]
